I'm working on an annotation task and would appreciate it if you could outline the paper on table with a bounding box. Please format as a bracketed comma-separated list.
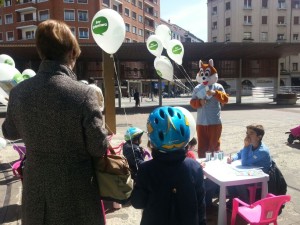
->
[234, 169, 265, 176]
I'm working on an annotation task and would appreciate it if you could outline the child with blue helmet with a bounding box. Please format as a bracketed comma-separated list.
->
[131, 106, 207, 225]
[123, 126, 146, 181]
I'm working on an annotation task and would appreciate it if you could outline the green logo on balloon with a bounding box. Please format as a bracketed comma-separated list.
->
[149, 41, 158, 50]
[92, 16, 109, 35]
[13, 73, 24, 84]
[23, 74, 30, 80]
[4, 59, 13, 66]
[172, 45, 182, 55]
[156, 70, 162, 77]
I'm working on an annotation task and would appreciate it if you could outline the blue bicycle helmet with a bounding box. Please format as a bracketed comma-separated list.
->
[125, 127, 144, 141]
[147, 106, 190, 152]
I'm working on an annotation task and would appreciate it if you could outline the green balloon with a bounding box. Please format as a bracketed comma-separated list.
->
[172, 45, 182, 55]
[149, 41, 158, 50]
[92, 16, 109, 35]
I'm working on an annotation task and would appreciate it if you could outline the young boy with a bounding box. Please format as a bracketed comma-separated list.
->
[122, 126, 145, 181]
[186, 137, 197, 159]
[131, 106, 206, 225]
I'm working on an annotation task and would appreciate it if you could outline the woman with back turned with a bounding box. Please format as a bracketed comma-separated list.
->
[2, 20, 108, 225]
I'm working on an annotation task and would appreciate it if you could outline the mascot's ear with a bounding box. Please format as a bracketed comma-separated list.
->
[199, 60, 203, 69]
[209, 59, 214, 67]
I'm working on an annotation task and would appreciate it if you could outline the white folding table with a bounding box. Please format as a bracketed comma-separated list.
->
[197, 159, 269, 225]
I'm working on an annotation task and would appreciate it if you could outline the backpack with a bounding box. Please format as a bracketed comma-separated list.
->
[268, 160, 287, 214]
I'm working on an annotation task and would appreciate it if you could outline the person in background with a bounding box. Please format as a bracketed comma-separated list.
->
[185, 137, 197, 160]
[227, 124, 272, 203]
[2, 19, 108, 225]
[133, 89, 140, 107]
[185, 137, 219, 209]
[123, 127, 146, 181]
[131, 106, 206, 225]
[88, 77, 105, 112]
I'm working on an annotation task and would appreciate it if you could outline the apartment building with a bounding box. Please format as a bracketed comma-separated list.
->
[207, 0, 300, 91]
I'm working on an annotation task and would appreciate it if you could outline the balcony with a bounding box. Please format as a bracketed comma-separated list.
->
[15, 6, 36, 13]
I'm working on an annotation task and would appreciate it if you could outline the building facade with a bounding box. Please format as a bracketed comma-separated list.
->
[207, 0, 300, 93]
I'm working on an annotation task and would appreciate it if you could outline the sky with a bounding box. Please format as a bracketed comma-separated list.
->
[160, 0, 208, 42]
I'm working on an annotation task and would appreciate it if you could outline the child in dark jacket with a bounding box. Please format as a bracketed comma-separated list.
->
[122, 127, 145, 181]
[131, 106, 206, 225]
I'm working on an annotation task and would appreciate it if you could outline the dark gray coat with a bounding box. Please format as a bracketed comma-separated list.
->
[2, 60, 108, 225]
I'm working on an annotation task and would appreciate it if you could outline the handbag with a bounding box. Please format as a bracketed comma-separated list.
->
[93, 147, 134, 204]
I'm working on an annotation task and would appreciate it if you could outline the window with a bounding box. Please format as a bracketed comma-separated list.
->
[225, 34, 230, 42]
[212, 21, 217, 29]
[64, 10, 75, 21]
[132, 26, 137, 34]
[6, 31, 14, 41]
[5, 14, 13, 24]
[78, 0, 87, 3]
[138, 15, 143, 23]
[4, 0, 12, 7]
[225, 2, 231, 10]
[125, 38, 131, 43]
[244, 15, 252, 24]
[243, 32, 252, 39]
[261, 32, 268, 41]
[138, 29, 143, 36]
[212, 37, 217, 42]
[278, 0, 286, 9]
[70, 27, 76, 36]
[280, 63, 284, 70]
[225, 18, 230, 26]
[278, 16, 285, 24]
[125, 23, 130, 32]
[293, 33, 299, 40]
[37, 0, 48, 2]
[292, 0, 300, 8]
[294, 16, 299, 25]
[131, 0, 136, 6]
[262, 16, 267, 24]
[125, 8, 130, 16]
[39, 10, 49, 21]
[64, 0, 74, 2]
[138, 1, 143, 9]
[78, 27, 88, 39]
[25, 30, 34, 39]
[78, 10, 88, 21]
[212, 6, 217, 15]
[132, 11, 136, 20]
[102, 0, 110, 7]
[0, 33, 3, 42]
[262, 0, 268, 8]
[0, 16, 2, 25]
[277, 33, 284, 40]
[24, 13, 34, 21]
[293, 63, 298, 71]
[244, 0, 252, 8]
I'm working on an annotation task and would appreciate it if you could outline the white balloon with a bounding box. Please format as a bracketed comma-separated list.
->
[0, 54, 15, 67]
[22, 69, 36, 79]
[0, 87, 9, 106]
[146, 35, 163, 57]
[154, 56, 173, 82]
[0, 137, 7, 149]
[155, 24, 171, 49]
[167, 39, 184, 65]
[175, 106, 196, 142]
[91, 9, 125, 54]
[0, 63, 22, 94]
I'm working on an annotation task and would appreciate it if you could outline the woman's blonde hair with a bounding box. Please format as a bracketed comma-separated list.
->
[35, 19, 81, 63]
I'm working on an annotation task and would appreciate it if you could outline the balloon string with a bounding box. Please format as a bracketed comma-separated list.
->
[172, 74, 191, 92]
[175, 63, 195, 89]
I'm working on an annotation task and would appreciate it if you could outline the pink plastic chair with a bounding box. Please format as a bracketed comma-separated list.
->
[231, 193, 291, 225]
[13, 145, 26, 160]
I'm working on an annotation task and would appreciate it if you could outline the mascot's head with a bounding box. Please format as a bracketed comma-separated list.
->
[196, 59, 218, 86]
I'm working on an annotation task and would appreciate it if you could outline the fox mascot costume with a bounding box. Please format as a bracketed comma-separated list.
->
[190, 59, 229, 158]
